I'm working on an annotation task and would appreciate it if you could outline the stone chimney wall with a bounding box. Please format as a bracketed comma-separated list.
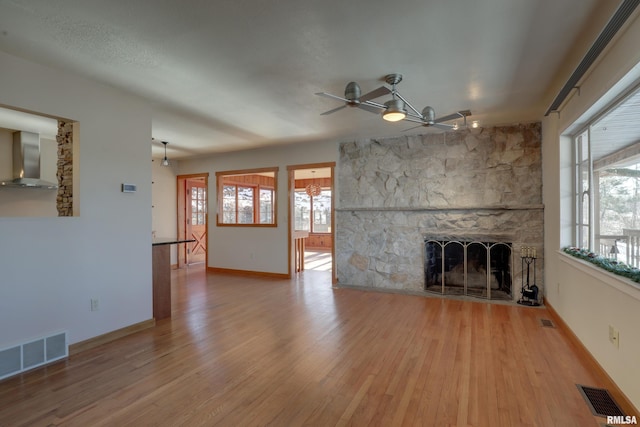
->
[56, 121, 73, 217]
[335, 123, 543, 300]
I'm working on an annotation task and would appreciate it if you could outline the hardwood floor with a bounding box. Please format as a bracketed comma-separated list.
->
[304, 249, 332, 271]
[0, 266, 634, 426]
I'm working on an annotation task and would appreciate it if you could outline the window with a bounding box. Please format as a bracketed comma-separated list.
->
[216, 167, 277, 226]
[294, 188, 331, 233]
[191, 186, 206, 225]
[259, 188, 274, 224]
[574, 130, 592, 249]
[572, 83, 640, 267]
[294, 191, 310, 231]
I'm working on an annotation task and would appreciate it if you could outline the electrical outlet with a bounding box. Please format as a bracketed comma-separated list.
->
[90, 298, 99, 312]
[609, 325, 619, 348]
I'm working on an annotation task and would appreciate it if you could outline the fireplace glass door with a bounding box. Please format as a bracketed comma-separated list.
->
[425, 240, 512, 300]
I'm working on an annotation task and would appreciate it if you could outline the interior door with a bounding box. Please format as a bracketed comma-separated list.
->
[187, 178, 207, 264]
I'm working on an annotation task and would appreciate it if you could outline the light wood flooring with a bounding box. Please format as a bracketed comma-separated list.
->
[0, 266, 635, 426]
[304, 249, 332, 271]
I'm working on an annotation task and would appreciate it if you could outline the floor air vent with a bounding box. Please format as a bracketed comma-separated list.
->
[540, 318, 555, 328]
[577, 384, 625, 418]
[0, 331, 68, 380]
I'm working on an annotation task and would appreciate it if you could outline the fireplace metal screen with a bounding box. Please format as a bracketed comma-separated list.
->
[424, 240, 512, 300]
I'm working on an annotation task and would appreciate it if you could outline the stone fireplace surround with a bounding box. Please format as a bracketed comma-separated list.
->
[335, 123, 543, 302]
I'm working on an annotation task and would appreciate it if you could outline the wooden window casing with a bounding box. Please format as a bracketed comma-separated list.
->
[216, 167, 278, 227]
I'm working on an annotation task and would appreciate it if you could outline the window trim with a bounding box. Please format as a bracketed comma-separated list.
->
[216, 167, 278, 227]
[573, 129, 593, 249]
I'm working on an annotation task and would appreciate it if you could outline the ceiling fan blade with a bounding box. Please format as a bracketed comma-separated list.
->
[403, 116, 427, 124]
[359, 86, 391, 103]
[357, 102, 384, 114]
[433, 123, 455, 130]
[434, 112, 463, 123]
[402, 124, 424, 132]
[320, 105, 347, 116]
[315, 92, 348, 103]
[434, 110, 471, 123]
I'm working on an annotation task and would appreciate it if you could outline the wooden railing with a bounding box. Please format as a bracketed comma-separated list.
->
[293, 231, 309, 272]
[624, 229, 640, 268]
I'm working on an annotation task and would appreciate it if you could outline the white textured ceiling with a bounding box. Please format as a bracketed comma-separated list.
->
[0, 0, 624, 159]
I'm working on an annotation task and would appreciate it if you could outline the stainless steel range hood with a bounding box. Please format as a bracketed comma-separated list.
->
[0, 131, 58, 189]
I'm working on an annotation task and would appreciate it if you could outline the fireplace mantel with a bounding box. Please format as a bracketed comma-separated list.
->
[336, 204, 544, 212]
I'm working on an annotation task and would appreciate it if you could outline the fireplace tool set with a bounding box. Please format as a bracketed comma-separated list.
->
[517, 246, 540, 306]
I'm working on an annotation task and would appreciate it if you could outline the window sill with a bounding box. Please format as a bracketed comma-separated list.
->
[558, 250, 640, 302]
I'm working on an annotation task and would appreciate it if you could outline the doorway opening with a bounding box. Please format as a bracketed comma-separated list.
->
[288, 163, 336, 283]
[177, 173, 209, 268]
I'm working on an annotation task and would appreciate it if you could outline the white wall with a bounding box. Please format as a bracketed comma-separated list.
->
[0, 51, 153, 347]
[177, 141, 338, 275]
[151, 158, 178, 264]
[542, 11, 640, 409]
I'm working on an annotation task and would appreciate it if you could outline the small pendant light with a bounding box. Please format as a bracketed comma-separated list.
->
[161, 141, 170, 166]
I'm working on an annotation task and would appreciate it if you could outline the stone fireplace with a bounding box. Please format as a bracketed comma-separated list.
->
[335, 123, 543, 302]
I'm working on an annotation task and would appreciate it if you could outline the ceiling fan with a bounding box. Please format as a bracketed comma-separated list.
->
[315, 73, 471, 130]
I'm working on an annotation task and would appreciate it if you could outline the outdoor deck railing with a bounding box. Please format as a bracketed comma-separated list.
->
[624, 229, 640, 268]
[597, 229, 640, 268]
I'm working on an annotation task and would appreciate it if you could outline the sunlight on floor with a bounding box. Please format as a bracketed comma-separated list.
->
[304, 249, 332, 271]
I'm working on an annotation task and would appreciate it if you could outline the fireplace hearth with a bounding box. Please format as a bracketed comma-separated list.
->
[425, 239, 513, 300]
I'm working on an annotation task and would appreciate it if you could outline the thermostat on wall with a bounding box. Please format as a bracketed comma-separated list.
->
[121, 183, 137, 193]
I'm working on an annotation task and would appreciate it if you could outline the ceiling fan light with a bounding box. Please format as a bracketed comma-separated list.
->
[383, 99, 406, 122]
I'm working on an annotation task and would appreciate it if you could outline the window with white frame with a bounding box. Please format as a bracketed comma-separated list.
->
[574, 129, 592, 250]
[572, 82, 640, 267]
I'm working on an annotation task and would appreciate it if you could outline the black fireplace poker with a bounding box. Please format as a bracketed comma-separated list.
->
[517, 246, 540, 306]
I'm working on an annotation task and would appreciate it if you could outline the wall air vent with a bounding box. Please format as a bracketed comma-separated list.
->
[0, 331, 68, 380]
[545, 0, 640, 116]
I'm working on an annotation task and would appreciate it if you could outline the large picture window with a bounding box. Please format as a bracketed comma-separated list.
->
[216, 167, 278, 226]
[294, 188, 331, 233]
[572, 83, 640, 268]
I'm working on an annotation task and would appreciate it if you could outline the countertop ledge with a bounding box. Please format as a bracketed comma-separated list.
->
[152, 238, 196, 246]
